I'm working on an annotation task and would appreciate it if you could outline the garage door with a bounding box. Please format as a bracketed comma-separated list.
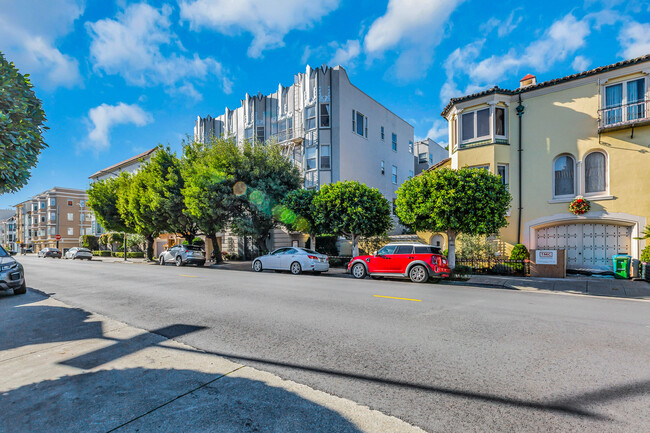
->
[536, 223, 632, 271]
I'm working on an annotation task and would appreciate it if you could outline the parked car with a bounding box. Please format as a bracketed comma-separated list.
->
[159, 245, 205, 267]
[347, 243, 451, 283]
[252, 247, 329, 275]
[38, 247, 62, 258]
[21, 247, 33, 255]
[0, 245, 26, 295]
[65, 247, 93, 260]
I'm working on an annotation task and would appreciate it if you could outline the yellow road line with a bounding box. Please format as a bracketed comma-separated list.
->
[374, 295, 422, 302]
[179, 275, 197, 278]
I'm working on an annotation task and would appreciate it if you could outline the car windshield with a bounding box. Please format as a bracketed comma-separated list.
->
[300, 249, 320, 255]
[0, 246, 9, 257]
[377, 245, 397, 255]
[185, 245, 203, 251]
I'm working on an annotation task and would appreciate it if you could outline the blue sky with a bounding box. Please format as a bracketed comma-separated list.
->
[1, 0, 649, 208]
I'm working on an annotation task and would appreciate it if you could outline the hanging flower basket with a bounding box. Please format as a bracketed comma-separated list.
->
[569, 197, 590, 215]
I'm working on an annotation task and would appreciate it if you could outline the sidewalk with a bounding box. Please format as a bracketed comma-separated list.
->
[0, 290, 423, 433]
[448, 274, 650, 300]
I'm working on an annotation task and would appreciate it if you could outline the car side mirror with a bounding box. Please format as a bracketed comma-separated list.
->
[373, 251, 378, 256]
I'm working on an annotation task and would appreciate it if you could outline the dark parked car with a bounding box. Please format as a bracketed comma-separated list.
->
[38, 247, 62, 258]
[0, 245, 26, 295]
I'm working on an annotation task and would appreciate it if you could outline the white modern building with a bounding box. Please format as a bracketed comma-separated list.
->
[195, 65, 419, 251]
[414, 138, 448, 175]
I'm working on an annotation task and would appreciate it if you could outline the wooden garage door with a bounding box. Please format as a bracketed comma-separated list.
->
[536, 223, 632, 270]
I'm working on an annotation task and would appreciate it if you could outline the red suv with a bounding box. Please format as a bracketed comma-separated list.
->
[347, 243, 451, 283]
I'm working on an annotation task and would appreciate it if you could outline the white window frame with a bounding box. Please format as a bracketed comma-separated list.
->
[552, 154, 576, 199]
[306, 105, 316, 130]
[582, 150, 608, 197]
[49, 212, 56, 221]
[602, 76, 648, 126]
[408, 140, 413, 154]
[320, 145, 330, 169]
[381, 160, 385, 175]
[67, 213, 74, 221]
[391, 133, 397, 152]
[352, 110, 367, 138]
[494, 106, 508, 139]
[49, 198, 56, 206]
[391, 165, 397, 184]
[67, 227, 73, 236]
[319, 103, 330, 128]
[497, 164, 509, 189]
[461, 108, 491, 144]
[381, 126, 385, 141]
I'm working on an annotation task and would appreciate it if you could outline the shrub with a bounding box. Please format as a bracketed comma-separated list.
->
[510, 244, 530, 260]
[641, 245, 650, 263]
[443, 248, 448, 257]
[457, 234, 498, 259]
[192, 237, 205, 247]
[80, 235, 99, 250]
[181, 240, 189, 245]
[306, 235, 339, 256]
[328, 257, 351, 268]
[112, 252, 145, 258]
[451, 264, 472, 279]
[92, 250, 112, 257]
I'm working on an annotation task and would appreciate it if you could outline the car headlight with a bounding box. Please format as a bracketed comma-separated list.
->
[0, 262, 18, 271]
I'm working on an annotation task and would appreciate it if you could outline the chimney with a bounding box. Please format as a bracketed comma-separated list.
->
[519, 74, 537, 88]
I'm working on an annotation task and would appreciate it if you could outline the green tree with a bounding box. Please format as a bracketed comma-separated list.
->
[313, 181, 392, 257]
[229, 140, 302, 255]
[87, 176, 130, 233]
[282, 188, 323, 250]
[182, 138, 240, 263]
[395, 168, 511, 268]
[0, 51, 48, 194]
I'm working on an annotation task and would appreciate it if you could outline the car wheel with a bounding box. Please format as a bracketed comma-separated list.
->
[175, 256, 183, 267]
[290, 261, 302, 275]
[159, 256, 165, 266]
[14, 281, 26, 295]
[351, 263, 367, 279]
[409, 265, 428, 283]
[253, 260, 263, 272]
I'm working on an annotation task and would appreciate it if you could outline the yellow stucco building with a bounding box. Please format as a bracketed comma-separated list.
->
[432, 54, 650, 275]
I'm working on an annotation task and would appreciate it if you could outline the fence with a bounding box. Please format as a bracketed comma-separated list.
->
[455, 258, 530, 276]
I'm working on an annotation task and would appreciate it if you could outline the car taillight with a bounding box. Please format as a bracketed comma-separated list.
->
[308, 255, 318, 260]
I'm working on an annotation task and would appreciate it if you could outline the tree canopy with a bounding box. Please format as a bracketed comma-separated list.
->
[87, 176, 130, 233]
[314, 180, 392, 257]
[281, 188, 323, 249]
[395, 167, 511, 268]
[0, 51, 48, 194]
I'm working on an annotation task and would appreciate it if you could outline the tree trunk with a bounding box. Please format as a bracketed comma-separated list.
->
[310, 234, 316, 252]
[207, 234, 223, 263]
[447, 230, 457, 269]
[256, 236, 267, 256]
[145, 234, 155, 261]
[351, 234, 359, 258]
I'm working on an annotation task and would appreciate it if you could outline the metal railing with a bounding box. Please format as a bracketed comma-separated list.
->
[599, 99, 649, 129]
[455, 258, 530, 276]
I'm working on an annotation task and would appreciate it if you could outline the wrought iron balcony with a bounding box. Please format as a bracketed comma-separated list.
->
[598, 99, 650, 132]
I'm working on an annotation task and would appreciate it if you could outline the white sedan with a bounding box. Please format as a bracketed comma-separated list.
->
[64, 247, 93, 260]
[252, 247, 329, 275]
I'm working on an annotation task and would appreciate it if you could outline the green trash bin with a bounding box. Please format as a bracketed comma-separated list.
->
[612, 254, 631, 279]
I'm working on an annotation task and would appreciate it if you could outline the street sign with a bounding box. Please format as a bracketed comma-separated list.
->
[55, 234, 62, 240]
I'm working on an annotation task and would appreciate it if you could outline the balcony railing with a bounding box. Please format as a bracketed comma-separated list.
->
[599, 99, 650, 131]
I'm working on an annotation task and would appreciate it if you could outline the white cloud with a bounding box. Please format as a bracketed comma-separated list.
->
[440, 14, 591, 103]
[618, 21, 650, 59]
[86, 103, 153, 151]
[419, 119, 448, 146]
[179, 0, 340, 58]
[87, 3, 232, 96]
[572, 55, 591, 71]
[329, 40, 361, 67]
[480, 10, 523, 38]
[0, 0, 83, 89]
[364, 0, 465, 80]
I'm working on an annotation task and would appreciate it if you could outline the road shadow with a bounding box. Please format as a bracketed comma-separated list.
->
[0, 367, 365, 433]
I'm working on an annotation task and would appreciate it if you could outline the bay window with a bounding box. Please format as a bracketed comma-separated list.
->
[460, 105, 508, 145]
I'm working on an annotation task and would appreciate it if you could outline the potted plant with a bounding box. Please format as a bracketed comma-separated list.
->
[569, 197, 591, 215]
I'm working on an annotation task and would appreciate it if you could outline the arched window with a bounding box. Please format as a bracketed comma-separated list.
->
[554, 155, 575, 197]
[584, 151, 607, 194]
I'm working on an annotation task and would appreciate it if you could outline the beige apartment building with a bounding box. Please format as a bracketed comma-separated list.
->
[14, 187, 95, 252]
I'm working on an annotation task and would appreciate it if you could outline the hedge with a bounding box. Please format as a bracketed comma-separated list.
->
[92, 251, 112, 257]
[112, 252, 145, 258]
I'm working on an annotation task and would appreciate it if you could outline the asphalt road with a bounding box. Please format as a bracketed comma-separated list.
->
[12, 255, 650, 432]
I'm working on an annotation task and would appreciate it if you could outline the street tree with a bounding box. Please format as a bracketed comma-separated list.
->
[87, 176, 130, 233]
[182, 138, 238, 263]
[313, 181, 392, 257]
[395, 167, 511, 268]
[0, 51, 48, 194]
[146, 145, 198, 242]
[281, 188, 323, 250]
[229, 140, 302, 255]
